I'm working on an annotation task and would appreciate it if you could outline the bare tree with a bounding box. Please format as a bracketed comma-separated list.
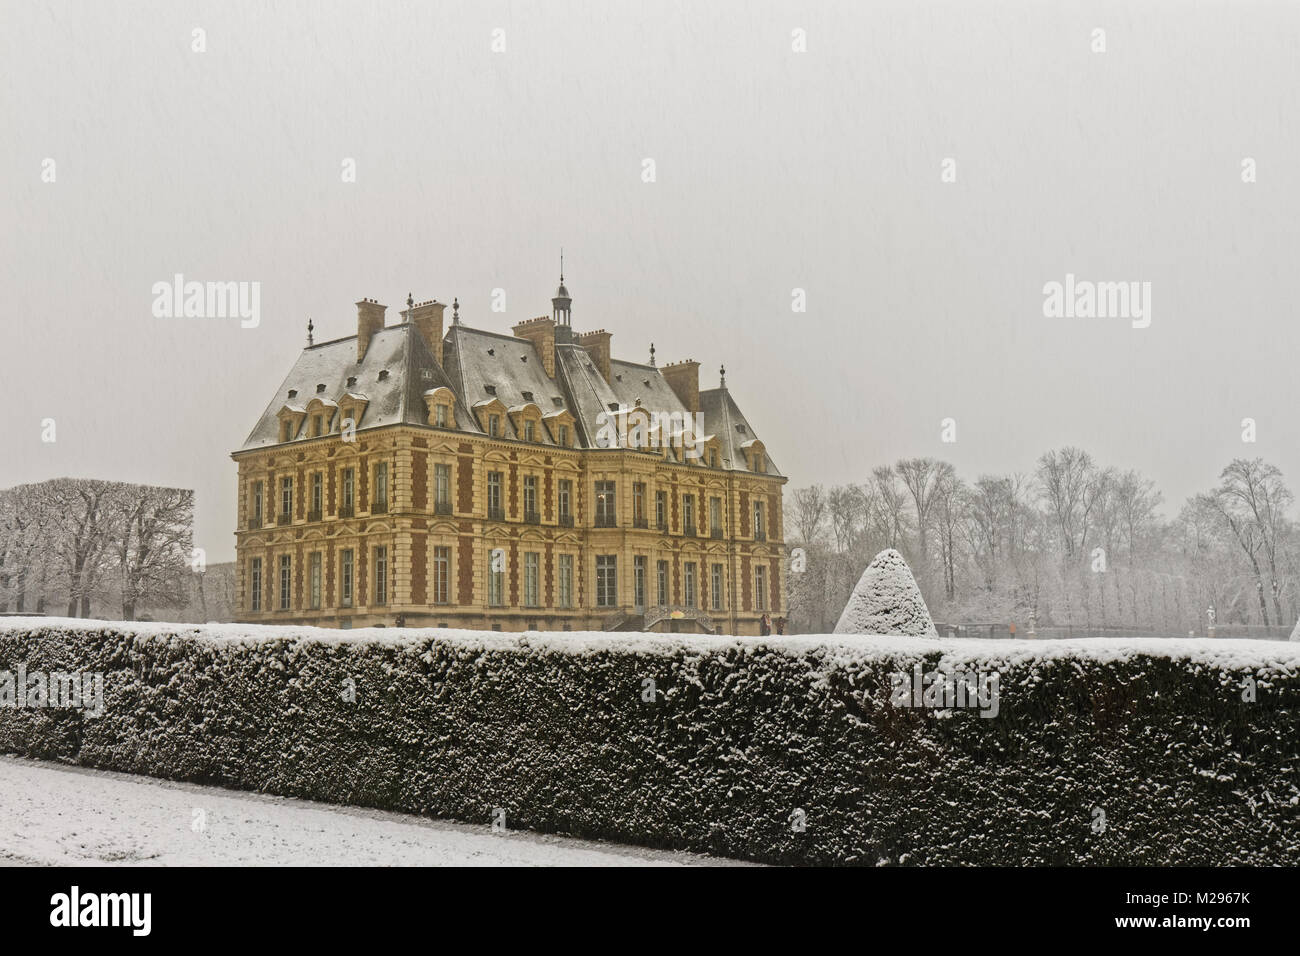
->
[110, 485, 194, 620]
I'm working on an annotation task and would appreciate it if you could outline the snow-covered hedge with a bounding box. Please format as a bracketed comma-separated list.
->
[1, 619, 1297, 865]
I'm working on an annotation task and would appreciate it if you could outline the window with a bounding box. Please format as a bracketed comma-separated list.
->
[489, 414, 500, 437]
[374, 463, 389, 512]
[435, 463, 451, 512]
[596, 555, 618, 607]
[683, 494, 695, 535]
[755, 564, 768, 612]
[595, 481, 617, 527]
[311, 473, 323, 517]
[279, 555, 292, 610]
[684, 562, 697, 608]
[523, 475, 538, 520]
[280, 421, 292, 443]
[280, 476, 293, 520]
[634, 556, 646, 609]
[558, 554, 573, 608]
[252, 481, 264, 525]
[309, 552, 321, 609]
[435, 404, 448, 427]
[633, 482, 646, 525]
[711, 564, 723, 611]
[524, 552, 539, 607]
[433, 546, 450, 604]
[655, 490, 667, 529]
[342, 468, 355, 515]
[710, 497, 722, 535]
[340, 549, 354, 606]
[656, 560, 668, 606]
[709, 447, 719, 468]
[313, 415, 323, 438]
[488, 551, 504, 606]
[753, 500, 765, 539]
[558, 479, 572, 522]
[249, 558, 262, 611]
[558, 424, 569, 446]
[487, 471, 503, 519]
[374, 546, 388, 605]
[525, 420, 535, 442]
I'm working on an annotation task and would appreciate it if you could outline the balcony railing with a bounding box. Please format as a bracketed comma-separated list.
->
[595, 515, 617, 528]
[307, 509, 322, 523]
[435, 500, 452, 515]
[684, 522, 696, 537]
[277, 513, 291, 526]
[340, 504, 355, 518]
[247, 515, 263, 530]
[488, 506, 506, 521]
[656, 519, 668, 532]
[524, 510, 540, 525]
[711, 527, 723, 539]
[559, 513, 574, 528]
[633, 516, 648, 529]
[372, 500, 388, 514]
[754, 529, 767, 542]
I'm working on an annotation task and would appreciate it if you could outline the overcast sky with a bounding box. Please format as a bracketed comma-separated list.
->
[3, 0, 1298, 562]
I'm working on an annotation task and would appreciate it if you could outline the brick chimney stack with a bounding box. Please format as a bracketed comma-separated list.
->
[577, 329, 613, 385]
[661, 359, 701, 413]
[356, 298, 387, 361]
[403, 297, 447, 365]
[512, 316, 557, 377]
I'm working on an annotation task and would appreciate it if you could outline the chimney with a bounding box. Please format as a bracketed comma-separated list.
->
[403, 298, 447, 365]
[661, 359, 700, 413]
[577, 329, 612, 385]
[512, 316, 556, 377]
[356, 298, 387, 361]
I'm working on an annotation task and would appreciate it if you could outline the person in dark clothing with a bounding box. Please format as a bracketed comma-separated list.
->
[774, 616, 786, 635]
[759, 613, 771, 636]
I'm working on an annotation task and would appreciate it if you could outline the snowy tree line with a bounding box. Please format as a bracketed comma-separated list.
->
[0, 478, 230, 621]
[786, 449, 1300, 637]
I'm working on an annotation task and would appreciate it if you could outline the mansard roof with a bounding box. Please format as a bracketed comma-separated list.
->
[239, 313, 779, 476]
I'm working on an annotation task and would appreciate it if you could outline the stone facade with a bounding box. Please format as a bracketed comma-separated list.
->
[232, 279, 785, 634]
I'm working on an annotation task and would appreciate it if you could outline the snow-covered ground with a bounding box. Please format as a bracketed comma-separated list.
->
[0, 757, 747, 867]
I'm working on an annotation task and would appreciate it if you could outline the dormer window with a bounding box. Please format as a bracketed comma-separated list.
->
[522, 391, 534, 402]
[378, 370, 389, 381]
[436, 404, 448, 427]
[280, 421, 293, 442]
[525, 421, 535, 442]
[485, 384, 497, 396]
[489, 415, 500, 437]
[559, 424, 569, 446]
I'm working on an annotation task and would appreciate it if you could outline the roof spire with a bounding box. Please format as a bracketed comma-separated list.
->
[719, 364, 726, 388]
[649, 342, 656, 366]
[307, 318, 314, 346]
[452, 297, 461, 325]
[560, 247, 564, 283]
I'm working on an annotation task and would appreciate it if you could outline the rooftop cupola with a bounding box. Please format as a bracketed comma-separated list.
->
[552, 251, 572, 326]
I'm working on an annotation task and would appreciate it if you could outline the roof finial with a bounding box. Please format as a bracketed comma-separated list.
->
[720, 364, 726, 387]
[560, 247, 564, 283]
[649, 342, 656, 367]
[307, 318, 314, 346]
[452, 297, 460, 325]
[407, 291, 414, 309]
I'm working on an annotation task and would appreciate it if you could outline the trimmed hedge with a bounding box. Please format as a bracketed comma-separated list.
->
[1, 619, 1297, 865]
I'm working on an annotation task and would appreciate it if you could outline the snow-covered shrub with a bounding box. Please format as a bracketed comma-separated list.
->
[1, 619, 1296, 865]
[834, 548, 938, 637]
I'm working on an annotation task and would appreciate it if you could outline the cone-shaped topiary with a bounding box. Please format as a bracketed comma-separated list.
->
[1290, 617, 1300, 642]
[833, 548, 938, 637]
